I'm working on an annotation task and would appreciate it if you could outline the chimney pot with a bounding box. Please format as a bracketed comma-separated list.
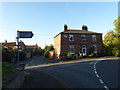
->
[64, 24, 68, 31]
[5, 40, 7, 43]
[82, 25, 88, 31]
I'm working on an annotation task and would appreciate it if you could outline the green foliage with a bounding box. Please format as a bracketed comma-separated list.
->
[2, 46, 27, 63]
[67, 52, 73, 60]
[44, 57, 53, 60]
[2, 62, 19, 88]
[61, 56, 68, 60]
[2, 62, 18, 74]
[44, 44, 54, 58]
[79, 55, 83, 59]
[2, 47, 12, 63]
[38, 47, 44, 56]
[19, 51, 26, 61]
[103, 17, 120, 57]
[88, 53, 97, 58]
[88, 53, 95, 58]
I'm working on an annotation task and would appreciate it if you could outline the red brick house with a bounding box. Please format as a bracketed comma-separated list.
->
[54, 24, 103, 59]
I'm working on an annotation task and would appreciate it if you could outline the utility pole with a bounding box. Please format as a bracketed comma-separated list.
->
[16, 31, 19, 63]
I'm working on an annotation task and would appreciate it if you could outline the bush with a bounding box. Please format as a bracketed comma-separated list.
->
[79, 55, 83, 59]
[67, 52, 73, 60]
[2, 47, 13, 63]
[44, 51, 49, 58]
[88, 53, 95, 58]
[61, 56, 68, 60]
[19, 51, 26, 61]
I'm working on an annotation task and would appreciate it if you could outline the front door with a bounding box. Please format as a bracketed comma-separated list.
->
[82, 45, 86, 56]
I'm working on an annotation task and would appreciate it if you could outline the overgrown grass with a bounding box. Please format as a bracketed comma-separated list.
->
[2, 62, 19, 88]
[2, 62, 18, 75]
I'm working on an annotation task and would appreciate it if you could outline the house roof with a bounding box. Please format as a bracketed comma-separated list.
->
[0, 41, 25, 47]
[0, 42, 16, 46]
[26, 45, 37, 49]
[54, 29, 102, 38]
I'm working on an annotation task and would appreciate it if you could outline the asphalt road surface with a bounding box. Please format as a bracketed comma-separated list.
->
[23, 59, 119, 89]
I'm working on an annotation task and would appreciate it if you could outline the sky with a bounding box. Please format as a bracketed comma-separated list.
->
[0, 1, 118, 48]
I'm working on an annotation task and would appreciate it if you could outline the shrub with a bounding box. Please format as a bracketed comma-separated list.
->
[67, 52, 73, 60]
[88, 53, 95, 58]
[44, 51, 49, 58]
[19, 51, 26, 61]
[61, 56, 68, 60]
[79, 55, 83, 59]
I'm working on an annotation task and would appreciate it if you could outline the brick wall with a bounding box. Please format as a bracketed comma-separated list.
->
[54, 34, 61, 59]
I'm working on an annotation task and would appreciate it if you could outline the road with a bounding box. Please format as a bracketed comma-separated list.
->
[22, 57, 119, 89]
[19, 56, 59, 66]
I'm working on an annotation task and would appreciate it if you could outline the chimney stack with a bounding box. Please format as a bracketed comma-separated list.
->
[64, 24, 68, 31]
[5, 40, 7, 44]
[82, 25, 88, 31]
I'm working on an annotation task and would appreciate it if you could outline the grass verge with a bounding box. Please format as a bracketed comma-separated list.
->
[2, 62, 19, 88]
[44, 57, 54, 60]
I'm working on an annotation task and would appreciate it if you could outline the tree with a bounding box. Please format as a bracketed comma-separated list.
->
[44, 44, 54, 57]
[103, 17, 120, 57]
[112, 17, 120, 56]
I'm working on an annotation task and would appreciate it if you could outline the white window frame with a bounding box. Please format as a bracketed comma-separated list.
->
[92, 45, 97, 53]
[81, 35, 86, 40]
[70, 45, 75, 54]
[92, 35, 96, 41]
[69, 34, 74, 41]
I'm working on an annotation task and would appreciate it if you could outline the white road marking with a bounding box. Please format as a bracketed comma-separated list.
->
[96, 74, 99, 78]
[95, 71, 97, 74]
[93, 61, 109, 90]
[94, 68, 96, 71]
[90, 62, 94, 64]
[99, 79, 104, 84]
[104, 86, 109, 90]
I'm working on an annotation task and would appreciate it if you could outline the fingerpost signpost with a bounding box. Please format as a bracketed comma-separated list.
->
[16, 30, 34, 63]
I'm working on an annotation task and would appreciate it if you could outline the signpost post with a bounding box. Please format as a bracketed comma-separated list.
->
[16, 30, 34, 63]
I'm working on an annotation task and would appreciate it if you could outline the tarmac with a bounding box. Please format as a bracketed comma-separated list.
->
[4, 56, 120, 89]
[21, 70, 64, 88]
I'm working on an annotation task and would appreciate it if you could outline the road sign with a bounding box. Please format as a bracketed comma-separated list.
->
[18, 31, 34, 38]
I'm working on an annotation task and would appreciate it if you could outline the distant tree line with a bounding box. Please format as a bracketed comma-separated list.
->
[1, 45, 45, 63]
[1, 46, 26, 63]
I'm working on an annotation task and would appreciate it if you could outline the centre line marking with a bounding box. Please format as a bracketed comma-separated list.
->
[96, 74, 99, 78]
[93, 61, 109, 90]
[99, 79, 104, 84]
[104, 86, 109, 90]
[95, 71, 97, 74]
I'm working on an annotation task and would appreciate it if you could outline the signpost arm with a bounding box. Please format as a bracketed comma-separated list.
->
[16, 30, 33, 63]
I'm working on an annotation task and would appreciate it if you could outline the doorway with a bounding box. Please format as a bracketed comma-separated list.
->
[82, 45, 86, 56]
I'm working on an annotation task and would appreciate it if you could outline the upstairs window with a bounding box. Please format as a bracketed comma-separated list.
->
[92, 45, 97, 53]
[70, 45, 75, 54]
[81, 35, 86, 40]
[92, 35, 96, 41]
[69, 34, 74, 41]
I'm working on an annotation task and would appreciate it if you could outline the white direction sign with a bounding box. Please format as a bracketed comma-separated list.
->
[18, 31, 34, 38]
